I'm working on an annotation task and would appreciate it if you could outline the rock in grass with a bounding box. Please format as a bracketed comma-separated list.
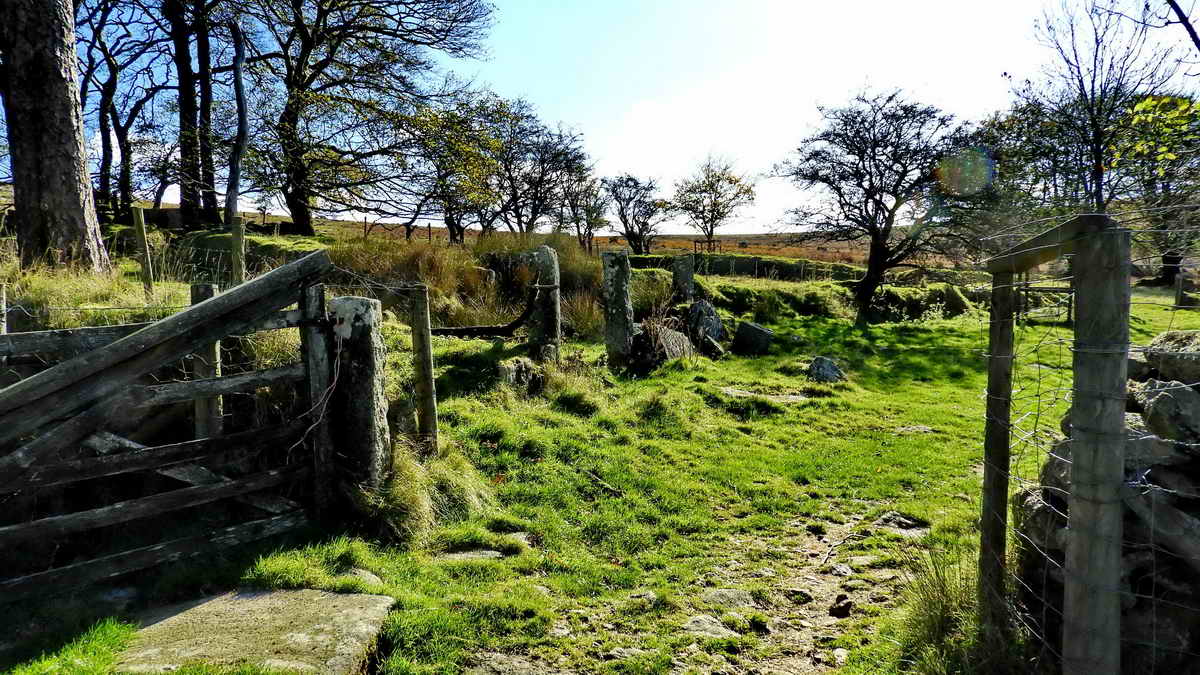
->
[683, 614, 739, 638]
[687, 300, 725, 343]
[732, 321, 773, 356]
[1128, 350, 1156, 382]
[700, 588, 755, 608]
[806, 356, 845, 383]
[1147, 331, 1200, 384]
[498, 357, 545, 395]
[628, 322, 695, 373]
[828, 593, 854, 618]
[118, 589, 393, 673]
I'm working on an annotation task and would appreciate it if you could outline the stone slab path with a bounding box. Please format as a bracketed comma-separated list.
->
[118, 589, 394, 673]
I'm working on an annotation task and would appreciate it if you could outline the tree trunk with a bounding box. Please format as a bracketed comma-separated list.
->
[223, 21, 248, 227]
[1162, 251, 1184, 286]
[854, 239, 888, 325]
[194, 0, 219, 223]
[164, 0, 200, 227]
[96, 63, 117, 222]
[113, 116, 134, 222]
[277, 100, 313, 234]
[0, 0, 110, 272]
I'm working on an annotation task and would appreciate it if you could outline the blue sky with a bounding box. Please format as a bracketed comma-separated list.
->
[447, 0, 1057, 234]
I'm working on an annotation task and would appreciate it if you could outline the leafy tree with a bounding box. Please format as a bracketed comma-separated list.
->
[602, 174, 666, 255]
[239, 0, 493, 234]
[0, 0, 110, 270]
[776, 90, 970, 324]
[557, 166, 608, 253]
[671, 155, 755, 244]
[1113, 94, 1200, 282]
[1015, 0, 1178, 212]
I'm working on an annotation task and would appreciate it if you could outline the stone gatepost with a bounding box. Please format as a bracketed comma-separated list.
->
[672, 254, 694, 302]
[602, 251, 634, 367]
[527, 245, 561, 362]
[329, 296, 391, 492]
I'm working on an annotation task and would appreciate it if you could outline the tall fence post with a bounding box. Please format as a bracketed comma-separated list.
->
[672, 254, 694, 302]
[409, 284, 438, 456]
[1175, 263, 1186, 309]
[1063, 217, 1129, 674]
[528, 245, 560, 362]
[132, 207, 154, 301]
[299, 283, 335, 519]
[979, 271, 1016, 643]
[329, 296, 391, 493]
[190, 283, 223, 438]
[602, 251, 634, 368]
[1, 282, 7, 335]
[231, 216, 246, 286]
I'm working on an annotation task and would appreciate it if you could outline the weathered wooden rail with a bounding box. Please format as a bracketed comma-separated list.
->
[0, 250, 336, 602]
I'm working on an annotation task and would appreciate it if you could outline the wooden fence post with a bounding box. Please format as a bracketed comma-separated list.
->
[602, 251, 634, 368]
[299, 283, 335, 518]
[1175, 263, 1185, 309]
[132, 207, 154, 301]
[979, 271, 1016, 643]
[409, 284, 438, 456]
[190, 284, 223, 438]
[231, 216, 246, 286]
[329, 296, 391, 492]
[528, 245, 560, 362]
[1063, 218, 1129, 675]
[1, 282, 7, 335]
[672, 254, 694, 302]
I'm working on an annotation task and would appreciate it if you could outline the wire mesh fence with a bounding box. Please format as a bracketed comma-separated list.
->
[979, 208, 1200, 673]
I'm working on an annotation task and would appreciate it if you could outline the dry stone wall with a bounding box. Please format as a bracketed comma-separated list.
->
[1016, 329, 1200, 671]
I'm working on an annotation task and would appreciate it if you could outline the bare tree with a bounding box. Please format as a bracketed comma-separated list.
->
[0, 0, 110, 270]
[603, 174, 666, 255]
[671, 154, 755, 245]
[1018, 0, 1179, 212]
[558, 167, 608, 254]
[775, 90, 968, 324]
[223, 19, 248, 226]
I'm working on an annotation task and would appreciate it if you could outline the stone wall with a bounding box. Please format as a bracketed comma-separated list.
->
[1016, 329, 1200, 671]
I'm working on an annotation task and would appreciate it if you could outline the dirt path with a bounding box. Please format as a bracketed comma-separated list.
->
[466, 509, 927, 674]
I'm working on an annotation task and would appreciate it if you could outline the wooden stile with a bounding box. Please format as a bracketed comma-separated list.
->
[191, 284, 223, 438]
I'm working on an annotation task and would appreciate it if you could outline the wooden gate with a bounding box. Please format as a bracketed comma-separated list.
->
[0, 250, 335, 601]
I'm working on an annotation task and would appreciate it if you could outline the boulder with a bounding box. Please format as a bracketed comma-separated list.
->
[807, 356, 846, 383]
[686, 300, 724, 343]
[498, 357, 545, 395]
[1144, 380, 1200, 443]
[1128, 350, 1156, 382]
[732, 321, 773, 356]
[628, 322, 694, 373]
[697, 334, 725, 359]
[682, 614, 738, 639]
[1147, 331, 1200, 384]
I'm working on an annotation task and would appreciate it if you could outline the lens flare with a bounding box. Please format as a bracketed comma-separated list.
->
[938, 147, 995, 196]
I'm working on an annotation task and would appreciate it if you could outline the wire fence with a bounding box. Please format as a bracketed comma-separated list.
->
[979, 207, 1200, 673]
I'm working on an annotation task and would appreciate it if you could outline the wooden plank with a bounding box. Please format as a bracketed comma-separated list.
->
[191, 284, 223, 439]
[0, 310, 302, 361]
[984, 215, 1107, 274]
[78, 430, 302, 515]
[1062, 220, 1128, 675]
[16, 422, 303, 489]
[129, 363, 305, 409]
[299, 284, 335, 519]
[0, 250, 330, 455]
[0, 466, 307, 544]
[978, 272, 1015, 642]
[0, 511, 308, 603]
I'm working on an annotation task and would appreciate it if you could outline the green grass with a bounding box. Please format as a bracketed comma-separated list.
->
[9, 283, 1197, 673]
